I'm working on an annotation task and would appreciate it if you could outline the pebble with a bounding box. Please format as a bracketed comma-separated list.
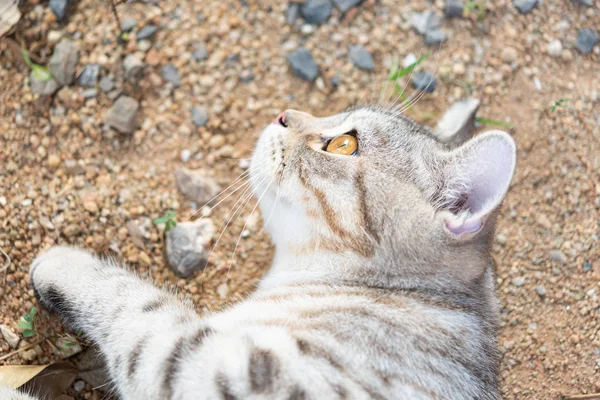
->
[512, 277, 526, 287]
[301, 0, 333, 25]
[121, 18, 136, 32]
[77, 64, 100, 87]
[165, 218, 215, 278]
[162, 63, 181, 87]
[99, 76, 115, 92]
[410, 11, 447, 45]
[444, 0, 464, 18]
[575, 28, 598, 54]
[411, 71, 437, 93]
[174, 167, 220, 204]
[330, 75, 341, 87]
[549, 250, 567, 264]
[180, 149, 191, 163]
[535, 285, 547, 298]
[192, 43, 209, 61]
[286, 3, 301, 25]
[30, 71, 59, 96]
[105, 96, 140, 134]
[73, 380, 85, 393]
[349, 45, 375, 71]
[546, 40, 563, 57]
[64, 159, 84, 175]
[425, 29, 447, 45]
[136, 25, 158, 41]
[49, 39, 79, 86]
[123, 54, 144, 75]
[287, 48, 320, 82]
[239, 68, 254, 83]
[572, 0, 592, 5]
[48, 154, 61, 168]
[81, 88, 97, 99]
[0, 324, 20, 349]
[513, 0, 538, 14]
[49, 0, 70, 21]
[583, 262, 592, 272]
[501, 47, 518, 63]
[191, 106, 210, 127]
[332, 0, 363, 13]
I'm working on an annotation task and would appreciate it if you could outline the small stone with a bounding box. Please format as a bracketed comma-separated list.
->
[192, 43, 209, 61]
[48, 154, 61, 169]
[332, 0, 364, 13]
[99, 76, 115, 92]
[572, 0, 592, 5]
[120, 17, 136, 32]
[49, 0, 70, 21]
[411, 10, 441, 36]
[55, 336, 82, 357]
[81, 88, 97, 99]
[77, 64, 100, 87]
[287, 48, 320, 82]
[402, 53, 417, 67]
[549, 250, 568, 264]
[165, 219, 215, 278]
[495, 234, 506, 245]
[63, 223, 81, 237]
[216, 283, 229, 299]
[575, 28, 598, 54]
[301, 0, 333, 25]
[73, 380, 85, 393]
[546, 40, 563, 57]
[583, 262, 592, 272]
[425, 29, 447, 45]
[123, 54, 144, 75]
[105, 96, 140, 134]
[349, 45, 375, 71]
[511, 277, 526, 287]
[162, 64, 181, 87]
[0, 325, 20, 349]
[21, 349, 37, 361]
[239, 68, 254, 83]
[513, 0, 538, 14]
[535, 285, 547, 298]
[501, 47, 518, 63]
[191, 106, 209, 127]
[30, 71, 59, 96]
[444, 0, 464, 18]
[209, 134, 225, 148]
[286, 3, 301, 25]
[330, 76, 341, 87]
[64, 159, 84, 175]
[136, 25, 158, 41]
[83, 198, 98, 214]
[137, 39, 152, 52]
[49, 39, 79, 86]
[180, 149, 191, 163]
[174, 168, 220, 204]
[411, 71, 437, 93]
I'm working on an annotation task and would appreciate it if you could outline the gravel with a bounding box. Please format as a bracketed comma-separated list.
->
[0, 324, 20, 349]
[411, 71, 437, 93]
[348, 45, 375, 71]
[77, 64, 100, 87]
[410, 10, 447, 45]
[162, 63, 181, 87]
[191, 106, 210, 127]
[546, 40, 563, 57]
[535, 285, 547, 298]
[286, 3, 301, 25]
[49, 0, 70, 22]
[513, 0, 538, 14]
[165, 218, 215, 278]
[48, 39, 79, 86]
[192, 43, 209, 61]
[301, 0, 333, 25]
[575, 29, 598, 54]
[99, 76, 115, 92]
[136, 25, 158, 41]
[287, 48, 320, 81]
[105, 96, 140, 134]
[549, 250, 568, 264]
[332, 0, 364, 13]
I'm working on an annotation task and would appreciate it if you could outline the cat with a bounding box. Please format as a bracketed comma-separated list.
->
[5, 100, 515, 400]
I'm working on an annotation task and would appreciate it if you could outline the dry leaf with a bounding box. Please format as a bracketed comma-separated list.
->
[0, 362, 77, 398]
[0, 0, 21, 37]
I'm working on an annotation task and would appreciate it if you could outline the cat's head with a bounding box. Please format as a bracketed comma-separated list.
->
[251, 104, 515, 289]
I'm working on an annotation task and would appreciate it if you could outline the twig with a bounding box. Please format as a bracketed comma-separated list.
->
[108, 0, 123, 31]
[0, 338, 46, 362]
[562, 394, 600, 400]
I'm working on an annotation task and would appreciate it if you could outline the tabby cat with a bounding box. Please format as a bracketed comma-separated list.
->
[4, 100, 515, 399]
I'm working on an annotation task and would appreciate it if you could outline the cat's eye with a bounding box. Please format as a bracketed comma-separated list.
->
[325, 135, 358, 155]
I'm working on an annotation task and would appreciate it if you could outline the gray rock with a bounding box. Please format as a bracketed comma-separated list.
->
[174, 167, 220, 204]
[301, 0, 333, 25]
[411, 10, 442, 36]
[583, 262, 592, 272]
[331, 75, 341, 87]
[121, 17, 136, 32]
[165, 218, 215, 278]
[411, 71, 437, 93]
[425, 29, 448, 45]
[162, 63, 181, 87]
[192, 43, 209, 61]
[99, 76, 115, 92]
[511, 277, 526, 287]
[30, 71, 59, 96]
[77, 64, 100, 87]
[0, 324, 20, 349]
[332, 0, 364, 13]
[239, 68, 254, 83]
[575, 28, 598, 54]
[49, 39, 79, 86]
[136, 25, 157, 41]
[513, 0, 538, 14]
[286, 3, 301, 25]
[105, 96, 139, 134]
[191, 106, 210, 127]
[535, 285, 547, 298]
[444, 0, 464, 18]
[81, 88, 97, 99]
[287, 48, 320, 82]
[573, 0, 592, 5]
[549, 250, 568, 264]
[49, 0, 70, 21]
[349, 45, 375, 71]
[123, 54, 144, 76]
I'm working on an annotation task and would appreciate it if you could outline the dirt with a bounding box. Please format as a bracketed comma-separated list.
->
[1, 0, 599, 399]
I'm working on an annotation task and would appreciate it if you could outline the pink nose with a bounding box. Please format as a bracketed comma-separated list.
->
[273, 111, 287, 127]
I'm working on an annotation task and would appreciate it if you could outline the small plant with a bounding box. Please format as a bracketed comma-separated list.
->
[464, 1, 486, 20]
[18, 306, 37, 338]
[551, 98, 568, 112]
[476, 117, 512, 128]
[21, 46, 52, 81]
[387, 52, 431, 101]
[153, 210, 177, 232]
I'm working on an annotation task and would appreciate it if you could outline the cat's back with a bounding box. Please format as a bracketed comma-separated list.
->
[195, 283, 499, 400]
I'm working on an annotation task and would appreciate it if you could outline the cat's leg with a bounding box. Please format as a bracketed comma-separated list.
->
[30, 246, 208, 399]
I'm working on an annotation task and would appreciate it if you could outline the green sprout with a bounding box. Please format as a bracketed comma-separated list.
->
[387, 52, 432, 103]
[18, 306, 37, 338]
[21, 46, 52, 82]
[464, 1, 486, 20]
[476, 117, 512, 128]
[551, 98, 568, 112]
[153, 210, 177, 232]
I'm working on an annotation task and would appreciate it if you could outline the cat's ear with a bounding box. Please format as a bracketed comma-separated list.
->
[433, 98, 479, 148]
[436, 130, 516, 237]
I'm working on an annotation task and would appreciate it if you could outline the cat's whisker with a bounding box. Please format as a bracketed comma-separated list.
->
[386, 47, 425, 113]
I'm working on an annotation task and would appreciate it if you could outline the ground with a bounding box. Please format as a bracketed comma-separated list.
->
[0, 0, 599, 399]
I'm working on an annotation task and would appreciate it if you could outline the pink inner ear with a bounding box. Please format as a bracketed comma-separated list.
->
[445, 218, 482, 236]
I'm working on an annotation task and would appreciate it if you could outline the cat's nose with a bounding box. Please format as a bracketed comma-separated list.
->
[273, 111, 288, 127]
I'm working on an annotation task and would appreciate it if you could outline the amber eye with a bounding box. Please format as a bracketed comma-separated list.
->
[325, 135, 358, 155]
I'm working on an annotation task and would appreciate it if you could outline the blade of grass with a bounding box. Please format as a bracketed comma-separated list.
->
[388, 52, 431, 81]
[476, 117, 512, 128]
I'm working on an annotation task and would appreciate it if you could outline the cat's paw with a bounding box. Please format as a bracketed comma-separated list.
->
[30, 246, 97, 319]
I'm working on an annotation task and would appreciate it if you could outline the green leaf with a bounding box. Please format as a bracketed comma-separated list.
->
[30, 306, 37, 319]
[32, 65, 52, 81]
[18, 319, 33, 330]
[21, 46, 33, 68]
[23, 330, 36, 338]
[551, 98, 568, 112]
[388, 52, 431, 81]
[475, 117, 512, 128]
[153, 217, 169, 225]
